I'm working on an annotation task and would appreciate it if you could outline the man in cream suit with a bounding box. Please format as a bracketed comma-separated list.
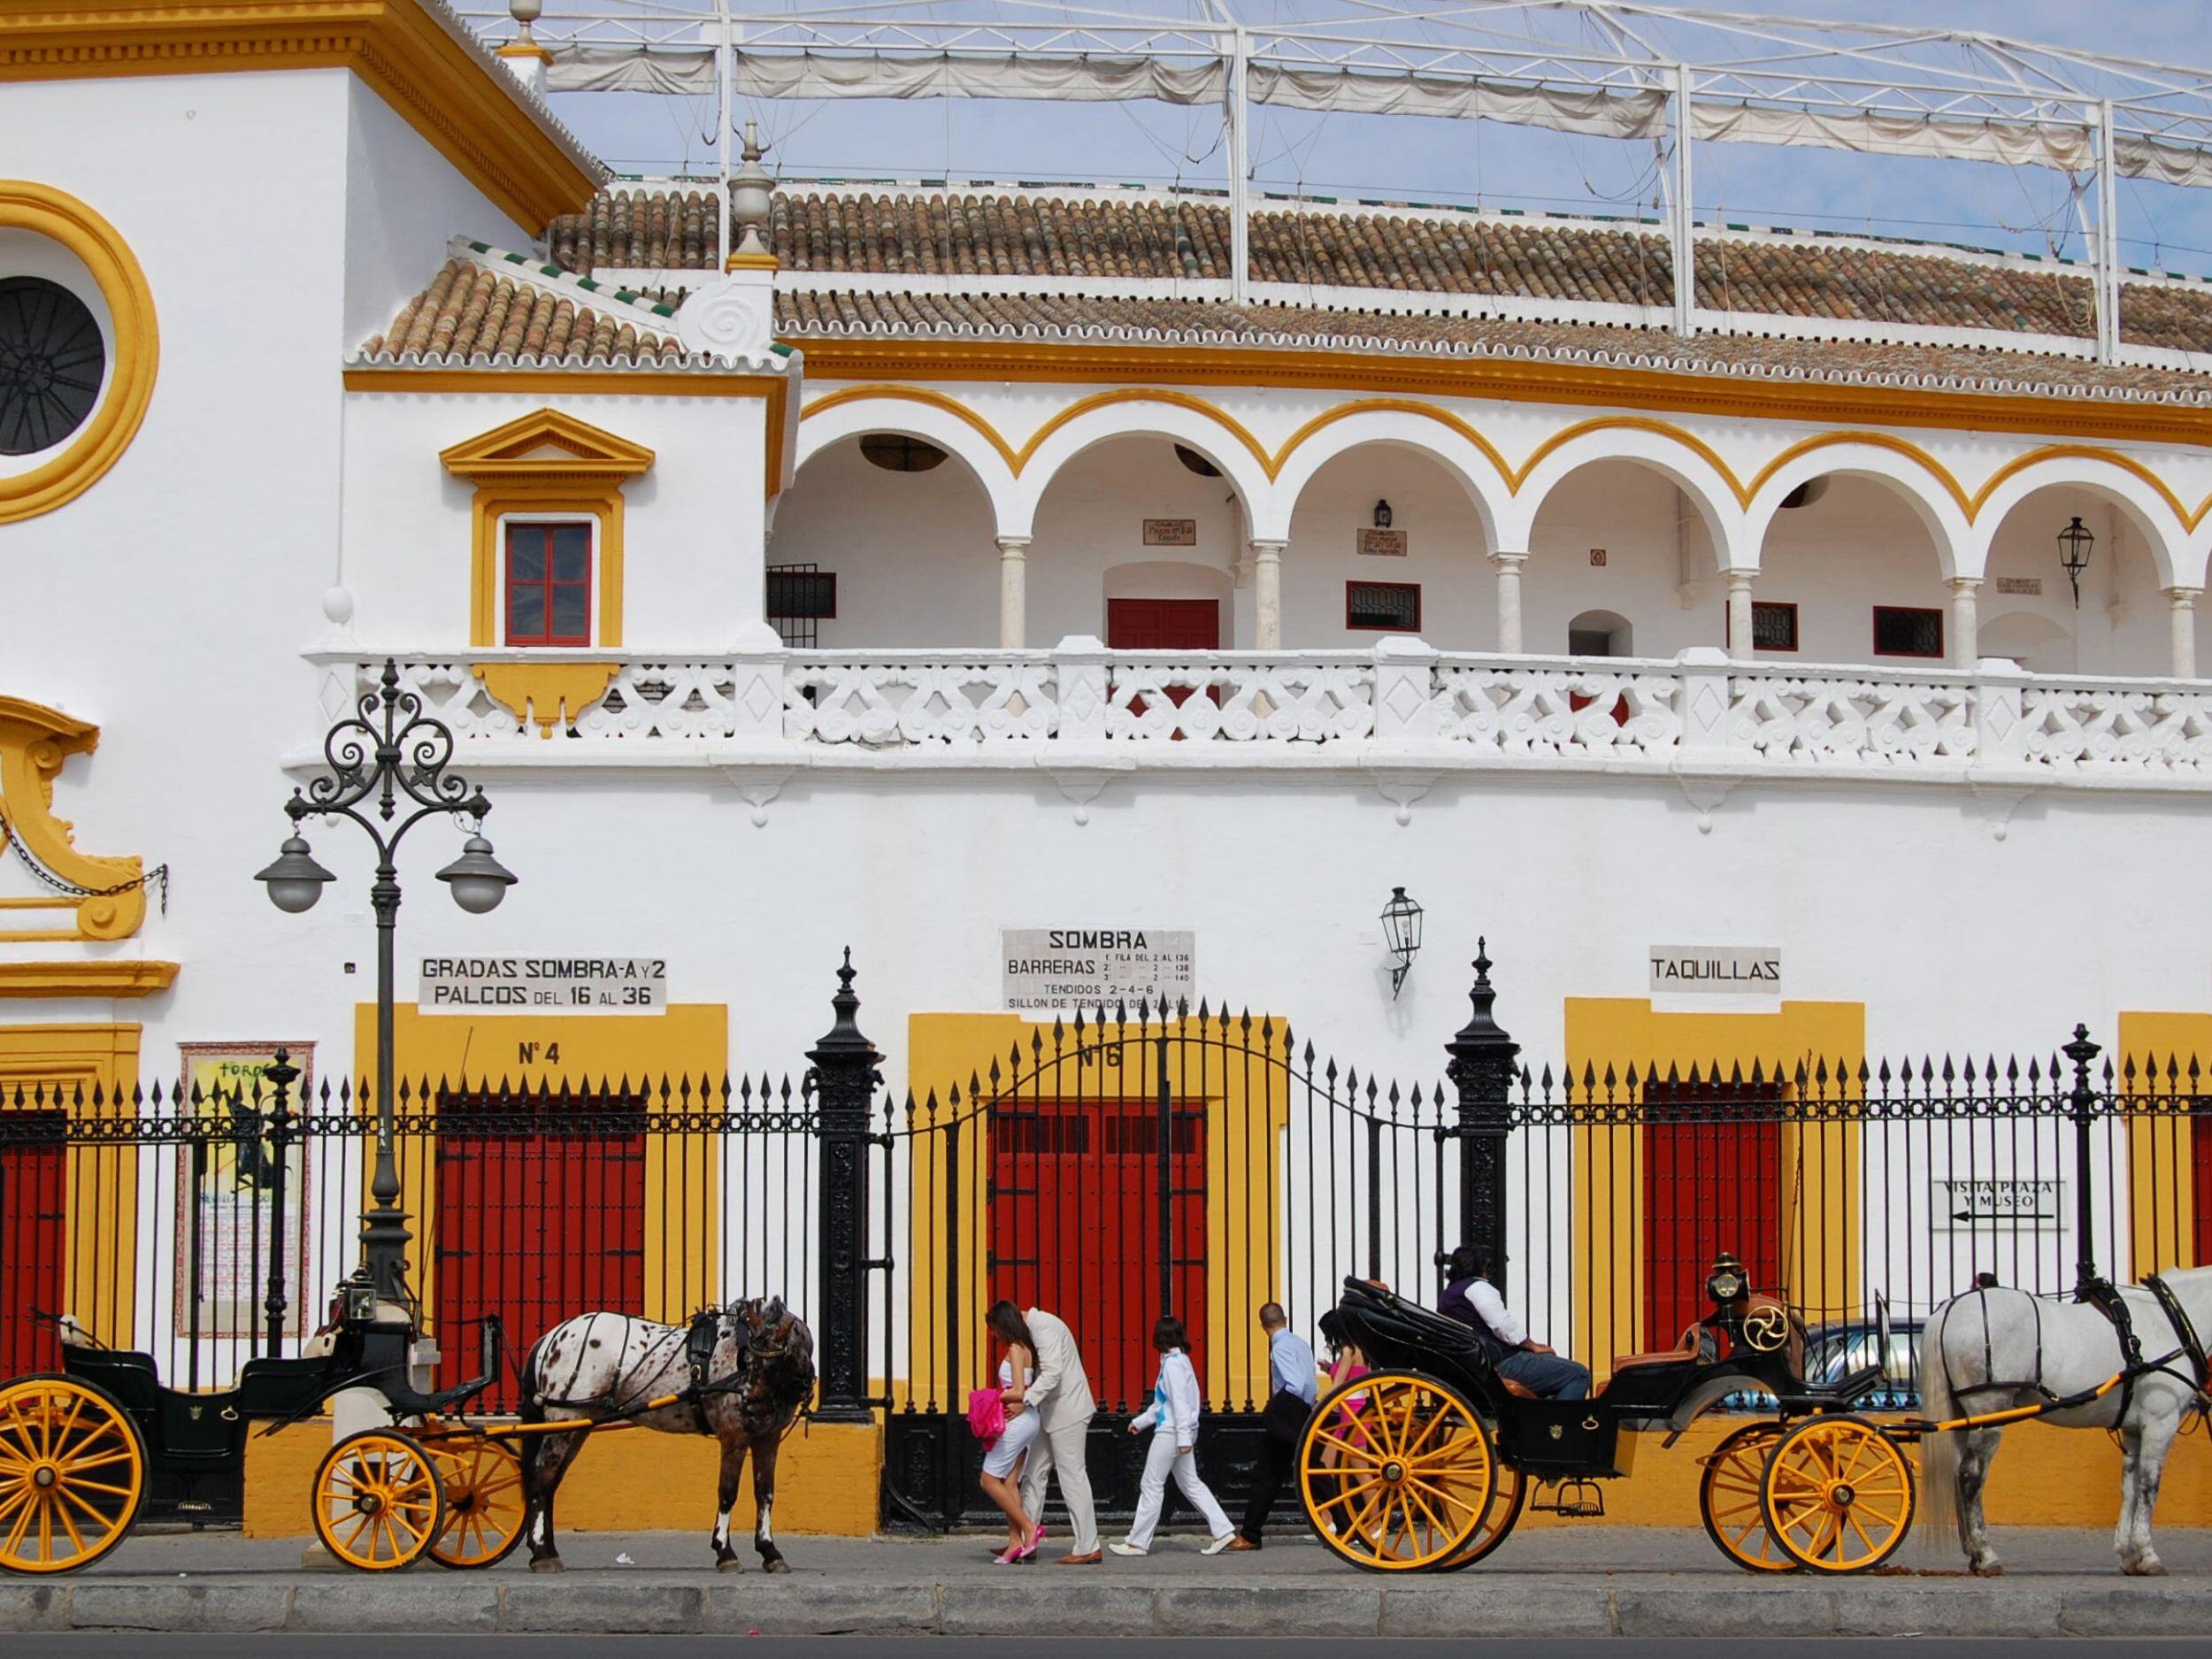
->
[1000, 1301, 1100, 1563]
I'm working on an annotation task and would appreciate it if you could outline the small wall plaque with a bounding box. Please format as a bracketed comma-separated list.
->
[1358, 527, 1408, 558]
[1589, 548, 1609, 566]
[1995, 576, 2043, 596]
[1143, 518, 1198, 547]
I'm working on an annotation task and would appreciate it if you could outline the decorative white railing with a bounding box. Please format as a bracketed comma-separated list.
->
[303, 643, 2212, 787]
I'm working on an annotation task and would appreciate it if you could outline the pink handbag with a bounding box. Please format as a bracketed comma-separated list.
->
[966, 1386, 1007, 1446]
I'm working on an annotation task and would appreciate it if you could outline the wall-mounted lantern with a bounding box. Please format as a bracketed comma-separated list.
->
[1381, 886, 1424, 997]
[2057, 515, 2094, 609]
[1372, 499, 1394, 530]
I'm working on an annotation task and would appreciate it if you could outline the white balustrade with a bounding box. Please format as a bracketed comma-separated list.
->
[1431, 662, 1682, 757]
[2021, 684, 2212, 775]
[314, 649, 2212, 791]
[1730, 673, 1975, 768]
[1103, 660, 1374, 742]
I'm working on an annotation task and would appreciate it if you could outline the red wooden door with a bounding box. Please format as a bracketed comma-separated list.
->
[1640, 1083, 1783, 1352]
[2193, 1109, 2212, 1265]
[435, 1093, 646, 1410]
[1106, 598, 1220, 650]
[0, 1115, 67, 1374]
[990, 1094, 1208, 1412]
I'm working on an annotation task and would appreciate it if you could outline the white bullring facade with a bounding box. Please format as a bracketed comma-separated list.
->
[12, 0, 2212, 1463]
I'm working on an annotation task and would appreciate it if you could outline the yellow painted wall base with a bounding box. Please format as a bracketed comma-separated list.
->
[244, 1419, 881, 1539]
[246, 1413, 2197, 1535]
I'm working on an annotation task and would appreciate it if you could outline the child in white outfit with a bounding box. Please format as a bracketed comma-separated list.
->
[1110, 1315, 1237, 1556]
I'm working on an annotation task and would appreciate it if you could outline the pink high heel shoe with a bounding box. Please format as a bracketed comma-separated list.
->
[1013, 1523, 1046, 1563]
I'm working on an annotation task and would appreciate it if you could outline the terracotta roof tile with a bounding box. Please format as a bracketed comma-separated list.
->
[771, 289, 2210, 400]
[358, 259, 687, 367]
[549, 186, 2212, 357]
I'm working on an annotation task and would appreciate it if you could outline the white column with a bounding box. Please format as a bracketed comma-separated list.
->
[1945, 576, 1983, 669]
[1723, 567, 1757, 663]
[1249, 539, 1285, 649]
[1489, 550, 1528, 653]
[2166, 586, 2201, 679]
[996, 535, 1031, 649]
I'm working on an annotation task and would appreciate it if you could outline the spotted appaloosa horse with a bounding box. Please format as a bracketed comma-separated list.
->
[1917, 1267, 2212, 1576]
[516, 1296, 816, 1572]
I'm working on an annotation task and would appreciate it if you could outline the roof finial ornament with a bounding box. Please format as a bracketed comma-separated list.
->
[495, 0, 552, 90]
[728, 119, 778, 270]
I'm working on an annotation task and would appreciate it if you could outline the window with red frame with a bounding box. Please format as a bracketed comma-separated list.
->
[505, 522, 592, 647]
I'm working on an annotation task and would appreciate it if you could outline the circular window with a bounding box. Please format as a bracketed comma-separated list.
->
[0, 276, 104, 457]
[860, 434, 947, 472]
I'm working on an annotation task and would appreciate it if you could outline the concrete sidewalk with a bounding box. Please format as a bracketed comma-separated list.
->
[4, 1528, 2208, 1638]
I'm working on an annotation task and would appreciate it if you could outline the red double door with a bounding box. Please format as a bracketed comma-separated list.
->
[434, 1098, 647, 1410]
[1640, 1083, 1784, 1350]
[1106, 599, 1219, 651]
[989, 1094, 1208, 1413]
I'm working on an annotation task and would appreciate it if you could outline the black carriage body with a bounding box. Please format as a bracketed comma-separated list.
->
[1318, 1279, 1865, 1483]
[57, 1309, 495, 1524]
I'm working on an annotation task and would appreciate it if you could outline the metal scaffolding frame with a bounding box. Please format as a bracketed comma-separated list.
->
[456, 0, 2212, 354]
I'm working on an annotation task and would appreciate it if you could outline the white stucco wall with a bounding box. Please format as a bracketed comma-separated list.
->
[338, 388, 771, 650]
[341, 80, 536, 353]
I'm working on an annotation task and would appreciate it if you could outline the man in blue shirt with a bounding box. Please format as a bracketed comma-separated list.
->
[1225, 1302, 1317, 1551]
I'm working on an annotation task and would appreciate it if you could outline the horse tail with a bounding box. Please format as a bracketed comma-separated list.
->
[1916, 1298, 1961, 1561]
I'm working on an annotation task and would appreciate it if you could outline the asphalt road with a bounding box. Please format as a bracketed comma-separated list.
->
[5, 1640, 2210, 1656]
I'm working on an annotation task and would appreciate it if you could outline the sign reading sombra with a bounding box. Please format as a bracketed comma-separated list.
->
[1648, 946, 1782, 995]
[1003, 929, 1194, 1011]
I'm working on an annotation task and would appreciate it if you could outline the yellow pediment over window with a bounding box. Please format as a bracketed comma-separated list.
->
[439, 408, 656, 486]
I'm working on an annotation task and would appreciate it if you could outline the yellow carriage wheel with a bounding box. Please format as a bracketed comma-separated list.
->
[1759, 1415, 1915, 1575]
[1434, 1456, 1526, 1571]
[1296, 1371, 1492, 1572]
[313, 1431, 446, 1571]
[1698, 1423, 1797, 1574]
[425, 1434, 526, 1570]
[0, 1376, 145, 1574]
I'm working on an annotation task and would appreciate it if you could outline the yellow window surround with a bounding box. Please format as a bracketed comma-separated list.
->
[440, 407, 655, 652]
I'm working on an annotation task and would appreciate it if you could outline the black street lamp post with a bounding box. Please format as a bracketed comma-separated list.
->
[258, 658, 516, 1307]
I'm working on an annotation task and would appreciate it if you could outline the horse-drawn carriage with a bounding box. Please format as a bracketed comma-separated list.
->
[1300, 1258, 1919, 1575]
[0, 1276, 815, 1577]
[0, 1275, 521, 1575]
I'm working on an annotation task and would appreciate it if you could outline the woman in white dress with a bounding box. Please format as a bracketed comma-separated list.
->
[980, 1304, 1044, 1563]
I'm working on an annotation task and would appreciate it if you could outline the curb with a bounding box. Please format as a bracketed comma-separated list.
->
[3, 1577, 2207, 1637]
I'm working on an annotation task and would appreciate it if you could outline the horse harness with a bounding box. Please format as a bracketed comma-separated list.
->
[535, 1305, 800, 1436]
[1943, 1277, 2193, 1421]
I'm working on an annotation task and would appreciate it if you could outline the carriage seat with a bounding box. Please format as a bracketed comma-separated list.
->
[1608, 1327, 1701, 1379]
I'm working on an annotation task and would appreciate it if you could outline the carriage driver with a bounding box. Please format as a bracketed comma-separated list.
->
[1438, 1244, 1592, 1401]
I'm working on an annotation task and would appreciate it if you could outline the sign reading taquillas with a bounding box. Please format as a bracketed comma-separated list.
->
[1647, 947, 1782, 995]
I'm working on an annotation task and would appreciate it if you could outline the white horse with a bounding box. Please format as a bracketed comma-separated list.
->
[515, 1295, 815, 1573]
[1917, 1267, 2211, 1576]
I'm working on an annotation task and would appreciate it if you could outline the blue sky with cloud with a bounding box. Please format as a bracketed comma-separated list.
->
[526, 0, 2212, 273]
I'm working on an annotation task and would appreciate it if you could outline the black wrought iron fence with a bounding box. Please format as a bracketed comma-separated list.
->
[4, 949, 2209, 1534]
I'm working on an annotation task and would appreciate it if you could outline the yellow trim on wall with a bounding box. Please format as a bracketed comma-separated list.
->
[0, 1023, 142, 1348]
[1561, 999, 1865, 1375]
[440, 407, 653, 649]
[472, 661, 619, 736]
[0, 696, 150, 943]
[0, 182, 157, 526]
[358, 1003, 729, 1325]
[0, 1, 598, 230]
[2115, 1011, 2211, 1277]
[799, 385, 2207, 538]
[0, 961, 178, 998]
[790, 336, 2212, 451]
